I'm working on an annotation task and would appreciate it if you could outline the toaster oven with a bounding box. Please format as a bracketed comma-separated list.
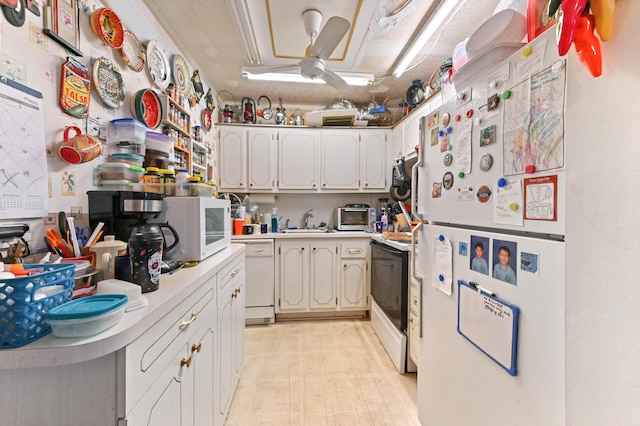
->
[334, 206, 372, 231]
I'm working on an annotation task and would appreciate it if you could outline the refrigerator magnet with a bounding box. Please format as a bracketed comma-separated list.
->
[520, 252, 539, 274]
[443, 172, 454, 190]
[476, 185, 492, 204]
[431, 182, 442, 198]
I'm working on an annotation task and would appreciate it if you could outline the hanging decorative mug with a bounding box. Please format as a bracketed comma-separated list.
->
[274, 97, 286, 125]
[58, 126, 104, 164]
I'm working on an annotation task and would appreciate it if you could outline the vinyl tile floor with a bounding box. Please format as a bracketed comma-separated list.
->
[225, 319, 419, 425]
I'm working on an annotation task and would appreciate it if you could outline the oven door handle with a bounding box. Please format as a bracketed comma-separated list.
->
[411, 221, 423, 338]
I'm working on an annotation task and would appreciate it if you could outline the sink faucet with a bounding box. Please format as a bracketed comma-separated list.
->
[302, 209, 314, 229]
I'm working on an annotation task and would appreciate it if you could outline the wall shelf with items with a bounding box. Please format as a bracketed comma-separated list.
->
[159, 94, 208, 175]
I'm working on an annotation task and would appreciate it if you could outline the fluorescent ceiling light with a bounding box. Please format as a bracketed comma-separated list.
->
[242, 67, 374, 86]
[226, 0, 260, 64]
[392, 0, 463, 78]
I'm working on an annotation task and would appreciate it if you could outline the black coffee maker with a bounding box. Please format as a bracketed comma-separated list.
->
[87, 190, 179, 258]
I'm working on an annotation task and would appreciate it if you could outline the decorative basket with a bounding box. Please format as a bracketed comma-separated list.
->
[0, 264, 75, 349]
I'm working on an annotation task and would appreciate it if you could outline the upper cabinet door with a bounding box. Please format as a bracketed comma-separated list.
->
[218, 127, 246, 190]
[360, 130, 388, 190]
[320, 130, 359, 190]
[247, 128, 277, 190]
[279, 129, 318, 189]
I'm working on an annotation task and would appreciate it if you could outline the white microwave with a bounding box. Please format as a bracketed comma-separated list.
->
[163, 197, 231, 261]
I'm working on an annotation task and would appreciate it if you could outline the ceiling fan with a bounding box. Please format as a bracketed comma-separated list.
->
[244, 9, 351, 91]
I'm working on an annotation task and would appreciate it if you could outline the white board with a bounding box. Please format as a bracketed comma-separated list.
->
[457, 280, 519, 375]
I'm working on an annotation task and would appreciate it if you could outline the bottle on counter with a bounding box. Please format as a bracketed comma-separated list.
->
[271, 208, 278, 233]
[175, 168, 190, 196]
[381, 211, 388, 233]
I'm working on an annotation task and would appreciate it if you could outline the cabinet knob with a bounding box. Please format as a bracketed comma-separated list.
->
[323, 183, 327, 187]
[178, 311, 198, 331]
[344, 264, 347, 269]
[239, 182, 244, 187]
[364, 182, 369, 187]
[192, 343, 202, 353]
[249, 183, 254, 187]
[180, 356, 192, 368]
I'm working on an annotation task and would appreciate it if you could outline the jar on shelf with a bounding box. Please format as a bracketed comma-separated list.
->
[143, 167, 162, 193]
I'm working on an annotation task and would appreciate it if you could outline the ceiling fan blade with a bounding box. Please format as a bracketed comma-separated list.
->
[244, 64, 301, 74]
[321, 68, 351, 92]
[312, 16, 350, 59]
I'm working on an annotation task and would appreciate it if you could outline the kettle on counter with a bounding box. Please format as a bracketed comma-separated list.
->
[241, 97, 256, 124]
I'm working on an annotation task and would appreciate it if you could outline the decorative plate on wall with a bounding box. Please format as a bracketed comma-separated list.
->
[90, 8, 125, 49]
[145, 40, 171, 90]
[93, 57, 125, 108]
[120, 30, 145, 72]
[202, 108, 212, 132]
[171, 54, 190, 96]
[131, 88, 162, 129]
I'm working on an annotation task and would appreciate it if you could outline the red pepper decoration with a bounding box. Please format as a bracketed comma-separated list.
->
[556, 0, 588, 56]
[574, 13, 603, 77]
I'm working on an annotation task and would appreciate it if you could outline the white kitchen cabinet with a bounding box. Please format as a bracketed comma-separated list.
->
[279, 128, 319, 189]
[338, 239, 370, 310]
[277, 240, 309, 311]
[277, 239, 338, 312]
[403, 112, 421, 159]
[276, 238, 370, 315]
[391, 122, 405, 160]
[309, 242, 338, 309]
[360, 130, 388, 190]
[218, 126, 246, 190]
[215, 258, 245, 426]
[247, 128, 278, 190]
[0, 247, 246, 426]
[320, 130, 359, 189]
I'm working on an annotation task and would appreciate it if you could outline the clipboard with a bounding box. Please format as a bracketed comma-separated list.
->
[457, 280, 519, 376]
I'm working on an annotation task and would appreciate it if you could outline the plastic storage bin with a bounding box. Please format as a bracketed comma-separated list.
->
[0, 263, 75, 349]
[45, 294, 128, 337]
[97, 162, 145, 183]
[107, 118, 147, 156]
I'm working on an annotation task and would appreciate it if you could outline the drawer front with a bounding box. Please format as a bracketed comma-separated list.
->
[244, 241, 274, 257]
[218, 258, 244, 295]
[124, 280, 215, 410]
[340, 240, 369, 259]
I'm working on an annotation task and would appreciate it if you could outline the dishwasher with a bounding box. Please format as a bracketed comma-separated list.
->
[236, 239, 275, 324]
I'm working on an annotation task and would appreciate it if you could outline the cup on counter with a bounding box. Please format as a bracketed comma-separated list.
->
[114, 254, 132, 282]
[233, 219, 244, 235]
[251, 224, 261, 234]
[260, 223, 268, 234]
[243, 224, 254, 235]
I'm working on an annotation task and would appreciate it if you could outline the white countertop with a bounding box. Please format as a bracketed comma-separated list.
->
[232, 230, 374, 240]
[0, 244, 245, 370]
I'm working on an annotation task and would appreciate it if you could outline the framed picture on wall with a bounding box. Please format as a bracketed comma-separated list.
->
[43, 0, 83, 56]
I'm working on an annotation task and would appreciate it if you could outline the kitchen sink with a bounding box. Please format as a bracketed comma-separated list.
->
[281, 229, 329, 233]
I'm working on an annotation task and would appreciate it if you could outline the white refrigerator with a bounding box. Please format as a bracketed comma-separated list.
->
[415, 29, 568, 425]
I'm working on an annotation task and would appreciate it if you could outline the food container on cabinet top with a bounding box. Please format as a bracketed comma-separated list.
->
[96, 162, 145, 183]
[107, 118, 147, 155]
[108, 153, 145, 167]
[45, 294, 128, 337]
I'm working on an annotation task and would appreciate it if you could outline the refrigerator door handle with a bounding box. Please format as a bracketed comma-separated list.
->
[411, 221, 423, 337]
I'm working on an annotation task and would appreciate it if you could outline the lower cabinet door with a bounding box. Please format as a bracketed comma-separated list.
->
[340, 259, 368, 309]
[125, 343, 189, 426]
[217, 293, 234, 423]
[193, 326, 216, 426]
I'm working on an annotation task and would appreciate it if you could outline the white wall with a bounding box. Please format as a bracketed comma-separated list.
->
[564, 1, 640, 424]
[0, 0, 216, 258]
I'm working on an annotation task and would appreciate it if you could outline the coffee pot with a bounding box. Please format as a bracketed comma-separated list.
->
[241, 97, 256, 124]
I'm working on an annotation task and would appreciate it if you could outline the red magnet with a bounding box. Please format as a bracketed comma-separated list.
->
[525, 165, 536, 174]
[455, 114, 461, 121]
[466, 109, 473, 118]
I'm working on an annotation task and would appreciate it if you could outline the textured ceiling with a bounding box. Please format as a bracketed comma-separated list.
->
[142, 0, 503, 110]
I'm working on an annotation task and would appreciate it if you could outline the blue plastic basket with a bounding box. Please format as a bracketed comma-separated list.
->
[0, 263, 75, 349]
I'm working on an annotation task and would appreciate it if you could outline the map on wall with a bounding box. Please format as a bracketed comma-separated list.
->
[0, 77, 48, 219]
[502, 64, 565, 176]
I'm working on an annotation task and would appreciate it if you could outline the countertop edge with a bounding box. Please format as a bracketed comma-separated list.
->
[0, 244, 246, 370]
